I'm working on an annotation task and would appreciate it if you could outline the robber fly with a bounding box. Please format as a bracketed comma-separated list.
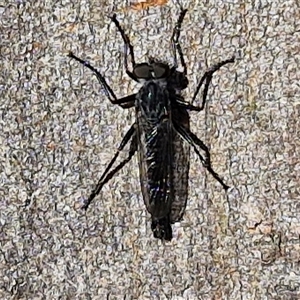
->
[68, 8, 235, 241]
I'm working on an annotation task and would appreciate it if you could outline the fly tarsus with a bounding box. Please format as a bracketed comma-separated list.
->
[174, 123, 229, 191]
[67, 51, 119, 104]
[82, 125, 137, 211]
[109, 14, 136, 81]
[171, 8, 188, 74]
[203, 164, 229, 191]
[191, 56, 235, 110]
[68, 51, 135, 108]
[82, 191, 97, 211]
[82, 141, 137, 210]
[188, 130, 230, 190]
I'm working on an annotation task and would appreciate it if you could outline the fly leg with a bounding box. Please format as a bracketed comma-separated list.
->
[171, 7, 188, 75]
[174, 124, 229, 190]
[190, 57, 235, 110]
[176, 98, 209, 111]
[68, 52, 136, 108]
[109, 14, 137, 81]
[83, 124, 137, 210]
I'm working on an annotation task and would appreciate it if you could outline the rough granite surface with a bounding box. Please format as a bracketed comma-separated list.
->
[0, 0, 300, 299]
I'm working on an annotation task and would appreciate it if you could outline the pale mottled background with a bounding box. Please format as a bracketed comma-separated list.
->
[1, 0, 300, 299]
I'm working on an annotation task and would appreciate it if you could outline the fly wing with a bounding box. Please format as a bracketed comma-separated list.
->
[137, 118, 174, 220]
[169, 107, 190, 223]
[136, 81, 190, 231]
[137, 109, 190, 224]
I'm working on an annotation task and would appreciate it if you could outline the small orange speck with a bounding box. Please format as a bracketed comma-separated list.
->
[32, 42, 43, 50]
[65, 23, 78, 33]
[46, 142, 56, 150]
[130, 0, 168, 11]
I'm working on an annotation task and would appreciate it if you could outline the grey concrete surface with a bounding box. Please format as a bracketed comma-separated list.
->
[1, 0, 300, 299]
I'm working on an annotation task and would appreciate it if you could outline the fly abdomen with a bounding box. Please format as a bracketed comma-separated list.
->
[151, 216, 172, 241]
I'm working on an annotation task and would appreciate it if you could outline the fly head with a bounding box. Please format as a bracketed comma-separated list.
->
[133, 60, 188, 91]
[135, 60, 188, 123]
[133, 61, 171, 80]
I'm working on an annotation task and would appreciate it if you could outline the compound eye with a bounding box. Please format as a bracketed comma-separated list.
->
[133, 63, 151, 79]
[152, 62, 169, 78]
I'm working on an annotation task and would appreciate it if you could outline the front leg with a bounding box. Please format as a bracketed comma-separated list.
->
[68, 52, 135, 108]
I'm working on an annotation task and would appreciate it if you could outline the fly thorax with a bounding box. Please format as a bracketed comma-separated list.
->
[138, 81, 169, 123]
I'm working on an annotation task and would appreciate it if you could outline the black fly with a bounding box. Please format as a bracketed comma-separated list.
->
[68, 8, 235, 241]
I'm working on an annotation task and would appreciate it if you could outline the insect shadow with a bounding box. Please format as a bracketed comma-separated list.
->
[68, 8, 235, 241]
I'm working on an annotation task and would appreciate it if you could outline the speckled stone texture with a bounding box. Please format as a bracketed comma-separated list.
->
[1, 0, 300, 299]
